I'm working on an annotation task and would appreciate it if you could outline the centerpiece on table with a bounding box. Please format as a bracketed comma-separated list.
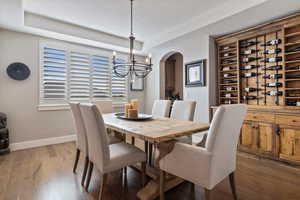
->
[115, 99, 152, 121]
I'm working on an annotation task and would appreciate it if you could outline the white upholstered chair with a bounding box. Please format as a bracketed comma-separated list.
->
[152, 100, 172, 118]
[94, 100, 114, 114]
[80, 103, 147, 199]
[69, 102, 122, 188]
[69, 102, 89, 186]
[170, 100, 196, 144]
[159, 104, 247, 200]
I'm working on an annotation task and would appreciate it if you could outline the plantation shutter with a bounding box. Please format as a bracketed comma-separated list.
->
[91, 55, 111, 100]
[40, 47, 67, 104]
[69, 52, 91, 101]
[111, 58, 127, 103]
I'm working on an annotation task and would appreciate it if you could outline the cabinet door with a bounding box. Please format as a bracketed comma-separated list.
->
[256, 123, 276, 156]
[239, 121, 256, 152]
[278, 126, 300, 163]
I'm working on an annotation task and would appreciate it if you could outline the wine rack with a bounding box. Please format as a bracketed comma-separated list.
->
[284, 24, 300, 106]
[218, 42, 239, 105]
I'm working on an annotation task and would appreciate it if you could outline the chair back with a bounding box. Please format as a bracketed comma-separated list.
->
[94, 100, 113, 114]
[69, 102, 88, 154]
[80, 103, 110, 172]
[205, 104, 247, 185]
[152, 100, 171, 117]
[170, 100, 196, 121]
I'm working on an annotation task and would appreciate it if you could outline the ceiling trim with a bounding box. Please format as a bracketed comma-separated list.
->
[143, 0, 268, 51]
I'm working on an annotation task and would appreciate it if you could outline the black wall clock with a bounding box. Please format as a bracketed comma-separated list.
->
[7, 62, 31, 81]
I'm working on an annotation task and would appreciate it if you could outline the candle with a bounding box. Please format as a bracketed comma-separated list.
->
[128, 109, 138, 119]
[124, 104, 132, 117]
[131, 99, 139, 112]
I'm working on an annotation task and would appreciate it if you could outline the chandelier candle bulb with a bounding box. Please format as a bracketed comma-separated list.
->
[124, 104, 133, 117]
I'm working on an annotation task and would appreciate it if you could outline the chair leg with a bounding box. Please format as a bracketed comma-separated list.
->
[141, 162, 146, 187]
[81, 156, 89, 186]
[159, 169, 165, 200]
[229, 172, 238, 200]
[144, 141, 149, 163]
[123, 166, 127, 178]
[85, 162, 94, 191]
[149, 143, 153, 166]
[73, 148, 80, 173]
[204, 189, 211, 200]
[98, 173, 108, 200]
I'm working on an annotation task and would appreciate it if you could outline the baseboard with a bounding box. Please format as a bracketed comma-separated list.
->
[10, 134, 77, 151]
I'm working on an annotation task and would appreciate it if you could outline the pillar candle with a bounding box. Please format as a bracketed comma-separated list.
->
[124, 104, 132, 117]
[128, 109, 138, 119]
[131, 99, 139, 112]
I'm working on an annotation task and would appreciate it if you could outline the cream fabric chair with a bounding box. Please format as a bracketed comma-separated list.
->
[152, 100, 171, 118]
[94, 100, 113, 114]
[69, 102, 89, 186]
[80, 103, 147, 199]
[93, 100, 121, 144]
[170, 100, 196, 144]
[159, 104, 247, 200]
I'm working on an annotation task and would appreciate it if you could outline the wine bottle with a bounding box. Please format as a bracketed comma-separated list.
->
[224, 100, 232, 104]
[286, 46, 300, 53]
[244, 88, 259, 92]
[240, 65, 257, 70]
[287, 66, 300, 70]
[223, 73, 235, 78]
[263, 91, 283, 96]
[286, 75, 300, 79]
[241, 49, 256, 55]
[262, 74, 283, 79]
[262, 82, 283, 88]
[287, 56, 300, 61]
[223, 52, 235, 57]
[223, 80, 237, 84]
[261, 39, 281, 46]
[262, 65, 282, 70]
[286, 101, 300, 106]
[223, 60, 236, 64]
[242, 72, 258, 78]
[261, 56, 282, 63]
[241, 57, 260, 63]
[264, 48, 282, 54]
[224, 94, 236, 98]
[242, 96, 257, 100]
[224, 87, 236, 91]
[240, 41, 257, 48]
[223, 46, 235, 50]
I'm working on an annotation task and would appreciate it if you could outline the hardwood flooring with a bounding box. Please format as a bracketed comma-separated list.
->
[0, 142, 300, 200]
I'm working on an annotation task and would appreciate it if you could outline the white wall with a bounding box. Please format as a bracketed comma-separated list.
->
[145, 31, 215, 123]
[0, 29, 145, 144]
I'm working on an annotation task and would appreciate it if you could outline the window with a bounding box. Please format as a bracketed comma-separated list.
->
[39, 42, 128, 109]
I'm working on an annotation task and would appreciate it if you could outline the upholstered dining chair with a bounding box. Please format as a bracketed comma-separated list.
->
[159, 104, 247, 200]
[80, 103, 147, 199]
[69, 102, 89, 186]
[152, 100, 172, 118]
[170, 100, 196, 144]
[69, 102, 122, 188]
[94, 100, 114, 114]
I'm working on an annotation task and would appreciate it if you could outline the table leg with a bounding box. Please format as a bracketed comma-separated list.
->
[137, 140, 183, 200]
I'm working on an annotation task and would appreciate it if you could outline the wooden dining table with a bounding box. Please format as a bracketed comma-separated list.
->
[102, 113, 210, 200]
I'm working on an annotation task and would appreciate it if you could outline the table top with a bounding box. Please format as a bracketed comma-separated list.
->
[102, 113, 210, 143]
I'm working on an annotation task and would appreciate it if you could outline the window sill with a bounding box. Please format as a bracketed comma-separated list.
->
[38, 103, 126, 111]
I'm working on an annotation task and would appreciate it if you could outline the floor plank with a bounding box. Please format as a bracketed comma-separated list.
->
[0, 142, 300, 200]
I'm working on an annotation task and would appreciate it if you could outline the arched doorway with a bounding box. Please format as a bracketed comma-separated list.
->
[159, 52, 184, 100]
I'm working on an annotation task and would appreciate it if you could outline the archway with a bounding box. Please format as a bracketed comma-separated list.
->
[159, 52, 184, 100]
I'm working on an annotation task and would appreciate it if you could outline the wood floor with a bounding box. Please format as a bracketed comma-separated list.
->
[0, 142, 300, 200]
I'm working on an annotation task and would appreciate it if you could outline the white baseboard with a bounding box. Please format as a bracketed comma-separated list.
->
[10, 134, 77, 151]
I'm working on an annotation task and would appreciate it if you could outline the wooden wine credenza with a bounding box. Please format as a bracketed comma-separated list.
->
[214, 12, 300, 167]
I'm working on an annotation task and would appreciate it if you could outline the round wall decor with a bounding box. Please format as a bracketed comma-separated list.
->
[7, 62, 31, 81]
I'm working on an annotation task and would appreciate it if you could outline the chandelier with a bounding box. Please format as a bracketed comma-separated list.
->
[112, 0, 152, 81]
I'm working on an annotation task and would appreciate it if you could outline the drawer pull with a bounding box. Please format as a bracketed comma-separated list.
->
[292, 120, 298, 123]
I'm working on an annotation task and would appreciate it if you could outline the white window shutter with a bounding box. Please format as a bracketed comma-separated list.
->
[40, 47, 67, 104]
[69, 52, 91, 101]
[92, 55, 111, 100]
[111, 58, 127, 104]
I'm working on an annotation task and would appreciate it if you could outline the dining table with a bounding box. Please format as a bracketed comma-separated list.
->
[102, 113, 210, 200]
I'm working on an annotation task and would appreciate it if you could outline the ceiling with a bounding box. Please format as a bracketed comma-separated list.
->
[23, 0, 267, 50]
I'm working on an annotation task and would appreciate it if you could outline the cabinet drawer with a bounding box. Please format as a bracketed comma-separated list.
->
[245, 112, 275, 123]
[276, 115, 300, 126]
